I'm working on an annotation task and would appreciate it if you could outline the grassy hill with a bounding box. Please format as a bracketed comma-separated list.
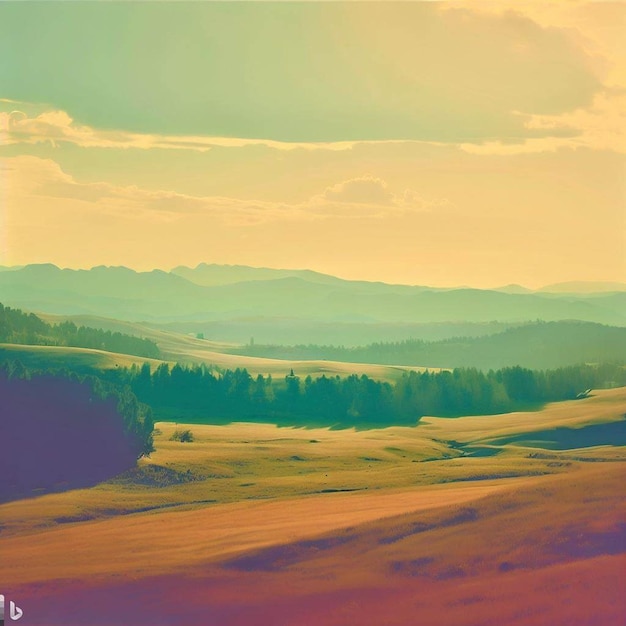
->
[2, 389, 625, 625]
[0, 303, 160, 358]
[0, 344, 163, 374]
[7, 314, 624, 377]
[0, 342, 432, 385]
[45, 313, 522, 348]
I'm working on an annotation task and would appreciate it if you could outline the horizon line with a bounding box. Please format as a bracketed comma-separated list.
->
[1, 262, 625, 293]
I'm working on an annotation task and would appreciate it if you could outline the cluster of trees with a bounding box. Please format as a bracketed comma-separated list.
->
[0, 361, 154, 501]
[0, 303, 160, 358]
[110, 364, 401, 426]
[101, 361, 626, 429]
[393, 364, 624, 418]
[231, 321, 626, 371]
[1, 352, 623, 499]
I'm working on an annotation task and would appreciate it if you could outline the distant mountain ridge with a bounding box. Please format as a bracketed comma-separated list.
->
[493, 284, 533, 294]
[171, 263, 348, 287]
[0, 265, 624, 331]
[2, 262, 623, 293]
[172, 264, 626, 294]
[536, 281, 626, 294]
[232, 320, 626, 371]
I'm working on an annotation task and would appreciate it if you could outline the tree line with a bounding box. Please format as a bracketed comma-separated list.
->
[0, 303, 160, 359]
[229, 321, 626, 371]
[1, 352, 623, 501]
[100, 361, 626, 429]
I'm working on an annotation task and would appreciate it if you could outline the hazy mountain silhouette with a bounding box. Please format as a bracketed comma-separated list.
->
[0, 265, 624, 328]
[537, 281, 626, 294]
[172, 266, 626, 295]
[493, 284, 533, 294]
[171, 263, 348, 287]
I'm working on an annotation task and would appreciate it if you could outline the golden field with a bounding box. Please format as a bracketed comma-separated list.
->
[1, 388, 624, 625]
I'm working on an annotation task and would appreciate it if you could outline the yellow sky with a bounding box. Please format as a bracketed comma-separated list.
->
[0, 1, 624, 288]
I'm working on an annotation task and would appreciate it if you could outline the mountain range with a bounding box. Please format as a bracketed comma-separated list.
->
[0, 264, 624, 345]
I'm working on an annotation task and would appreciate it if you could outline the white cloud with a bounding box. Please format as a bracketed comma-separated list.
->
[3, 156, 449, 226]
[320, 176, 395, 205]
[313, 176, 450, 215]
[0, 108, 360, 153]
[458, 138, 573, 156]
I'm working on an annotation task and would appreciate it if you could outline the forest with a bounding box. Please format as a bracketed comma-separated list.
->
[229, 321, 626, 370]
[0, 303, 160, 358]
[102, 361, 626, 428]
[1, 350, 623, 500]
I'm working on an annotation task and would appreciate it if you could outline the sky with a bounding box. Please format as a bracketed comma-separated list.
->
[1, 1, 624, 288]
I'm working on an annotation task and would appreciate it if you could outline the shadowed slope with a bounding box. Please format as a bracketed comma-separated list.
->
[4, 464, 624, 626]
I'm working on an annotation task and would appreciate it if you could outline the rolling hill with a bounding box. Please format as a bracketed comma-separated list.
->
[2, 389, 625, 625]
[233, 321, 626, 371]
[0, 342, 432, 385]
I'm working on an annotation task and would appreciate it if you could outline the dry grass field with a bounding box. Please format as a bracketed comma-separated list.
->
[1, 388, 624, 625]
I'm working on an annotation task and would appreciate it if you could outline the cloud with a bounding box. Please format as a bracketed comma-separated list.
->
[0, 97, 30, 104]
[2, 156, 290, 224]
[1, 3, 606, 144]
[459, 91, 626, 155]
[520, 91, 626, 154]
[311, 176, 450, 217]
[320, 176, 395, 205]
[2, 86, 622, 155]
[3, 156, 448, 226]
[2, 154, 73, 191]
[0, 107, 358, 153]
